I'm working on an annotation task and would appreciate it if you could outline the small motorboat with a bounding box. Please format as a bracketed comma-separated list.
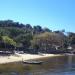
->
[23, 60, 43, 64]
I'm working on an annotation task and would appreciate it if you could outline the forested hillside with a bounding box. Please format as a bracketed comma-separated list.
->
[0, 20, 75, 53]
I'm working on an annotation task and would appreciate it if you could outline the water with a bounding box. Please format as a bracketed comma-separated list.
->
[27, 55, 75, 75]
[0, 55, 75, 75]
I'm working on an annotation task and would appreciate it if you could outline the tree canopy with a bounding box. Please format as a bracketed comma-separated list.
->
[0, 20, 74, 53]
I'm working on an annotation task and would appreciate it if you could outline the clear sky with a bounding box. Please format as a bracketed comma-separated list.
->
[0, 0, 75, 32]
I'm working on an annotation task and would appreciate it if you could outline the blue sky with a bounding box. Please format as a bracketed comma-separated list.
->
[0, 0, 75, 32]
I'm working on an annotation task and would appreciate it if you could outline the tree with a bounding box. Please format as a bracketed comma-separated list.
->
[33, 25, 43, 34]
[15, 33, 33, 51]
[2, 36, 16, 46]
[31, 32, 65, 53]
[67, 32, 75, 45]
[43, 28, 52, 32]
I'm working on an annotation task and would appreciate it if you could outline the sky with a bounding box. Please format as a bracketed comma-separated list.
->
[0, 0, 75, 32]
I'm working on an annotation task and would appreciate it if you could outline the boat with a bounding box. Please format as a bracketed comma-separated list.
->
[23, 60, 43, 64]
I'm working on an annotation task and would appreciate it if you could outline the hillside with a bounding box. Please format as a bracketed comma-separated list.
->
[0, 20, 75, 54]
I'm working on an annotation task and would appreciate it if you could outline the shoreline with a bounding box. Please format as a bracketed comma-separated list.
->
[0, 53, 63, 64]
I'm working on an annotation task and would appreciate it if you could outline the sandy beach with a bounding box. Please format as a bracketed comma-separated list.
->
[0, 53, 62, 64]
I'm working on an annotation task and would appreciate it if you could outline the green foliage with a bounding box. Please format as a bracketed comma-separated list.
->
[68, 32, 75, 45]
[0, 20, 74, 53]
[2, 36, 16, 46]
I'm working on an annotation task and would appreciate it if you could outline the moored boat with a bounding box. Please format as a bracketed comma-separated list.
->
[23, 60, 43, 64]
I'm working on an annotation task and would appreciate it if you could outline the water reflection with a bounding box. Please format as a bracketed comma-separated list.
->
[28, 55, 75, 75]
[68, 55, 73, 70]
[1, 55, 75, 75]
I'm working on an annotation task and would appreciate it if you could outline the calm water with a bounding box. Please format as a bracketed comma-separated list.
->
[0, 55, 75, 75]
